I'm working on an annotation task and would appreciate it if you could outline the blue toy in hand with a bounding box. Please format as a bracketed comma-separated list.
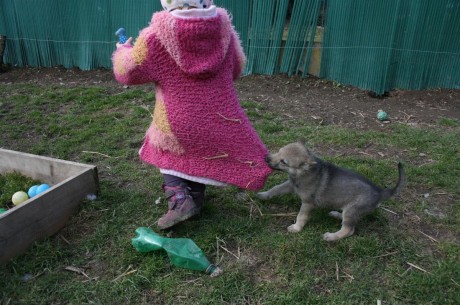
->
[115, 27, 128, 44]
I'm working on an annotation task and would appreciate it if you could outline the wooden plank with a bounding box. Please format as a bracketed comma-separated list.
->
[0, 149, 99, 264]
[0, 148, 94, 184]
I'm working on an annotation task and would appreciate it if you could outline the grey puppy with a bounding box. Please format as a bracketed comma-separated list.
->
[257, 142, 405, 241]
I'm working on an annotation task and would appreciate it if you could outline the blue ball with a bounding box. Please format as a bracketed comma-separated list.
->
[36, 184, 51, 195]
[28, 185, 39, 198]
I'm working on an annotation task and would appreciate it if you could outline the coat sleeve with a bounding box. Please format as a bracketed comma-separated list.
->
[112, 26, 160, 85]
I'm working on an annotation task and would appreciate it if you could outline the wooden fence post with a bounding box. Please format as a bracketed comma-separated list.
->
[0, 35, 5, 71]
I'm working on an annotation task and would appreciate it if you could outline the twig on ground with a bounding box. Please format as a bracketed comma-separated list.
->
[335, 262, 339, 281]
[351, 111, 365, 118]
[139, 105, 153, 117]
[82, 150, 115, 158]
[65, 266, 90, 279]
[112, 265, 137, 282]
[216, 236, 220, 264]
[216, 236, 226, 265]
[417, 229, 439, 243]
[380, 206, 398, 215]
[220, 245, 240, 260]
[60, 235, 71, 245]
[180, 278, 204, 287]
[400, 111, 414, 123]
[253, 201, 263, 217]
[341, 271, 354, 282]
[407, 262, 431, 274]
[373, 251, 399, 258]
[244, 194, 263, 218]
[417, 160, 435, 167]
[399, 266, 412, 277]
[263, 213, 297, 217]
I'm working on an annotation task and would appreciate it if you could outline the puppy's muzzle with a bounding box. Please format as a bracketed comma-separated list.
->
[265, 155, 272, 164]
[265, 155, 278, 170]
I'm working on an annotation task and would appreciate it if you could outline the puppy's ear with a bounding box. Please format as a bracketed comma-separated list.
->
[304, 150, 317, 166]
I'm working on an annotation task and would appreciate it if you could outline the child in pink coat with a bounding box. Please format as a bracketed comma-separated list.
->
[112, 0, 271, 229]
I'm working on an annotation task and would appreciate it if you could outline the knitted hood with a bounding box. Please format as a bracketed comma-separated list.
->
[151, 6, 234, 77]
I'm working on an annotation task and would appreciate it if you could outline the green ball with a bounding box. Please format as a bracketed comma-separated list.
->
[0, 208, 7, 214]
[377, 110, 388, 121]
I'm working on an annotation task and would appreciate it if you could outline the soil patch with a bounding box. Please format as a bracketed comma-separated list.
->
[1, 67, 459, 131]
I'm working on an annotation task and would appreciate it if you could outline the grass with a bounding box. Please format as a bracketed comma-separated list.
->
[0, 84, 459, 305]
[0, 172, 40, 207]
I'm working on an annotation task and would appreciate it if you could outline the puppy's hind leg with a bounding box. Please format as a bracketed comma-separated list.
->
[288, 202, 315, 233]
[323, 209, 356, 241]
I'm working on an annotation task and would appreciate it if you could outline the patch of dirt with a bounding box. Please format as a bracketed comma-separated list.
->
[236, 74, 460, 131]
[1, 67, 459, 131]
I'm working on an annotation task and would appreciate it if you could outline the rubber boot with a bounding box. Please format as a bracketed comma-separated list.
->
[157, 183, 201, 229]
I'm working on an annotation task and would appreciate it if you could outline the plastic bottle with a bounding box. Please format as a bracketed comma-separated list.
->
[115, 28, 128, 44]
[131, 227, 222, 277]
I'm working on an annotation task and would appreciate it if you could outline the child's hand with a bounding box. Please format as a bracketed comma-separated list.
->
[116, 37, 133, 49]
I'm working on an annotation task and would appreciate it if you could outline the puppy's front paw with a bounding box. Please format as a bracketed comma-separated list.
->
[256, 191, 270, 200]
[287, 224, 302, 233]
[323, 232, 339, 242]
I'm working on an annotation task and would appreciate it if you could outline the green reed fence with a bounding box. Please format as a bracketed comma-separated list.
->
[1, 0, 459, 94]
[320, 0, 460, 94]
[0, 0, 162, 70]
[280, 0, 322, 77]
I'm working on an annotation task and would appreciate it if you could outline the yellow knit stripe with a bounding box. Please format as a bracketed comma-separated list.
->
[133, 36, 148, 65]
[113, 53, 127, 75]
[153, 98, 171, 133]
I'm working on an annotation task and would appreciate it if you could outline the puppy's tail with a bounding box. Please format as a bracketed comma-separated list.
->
[380, 162, 405, 201]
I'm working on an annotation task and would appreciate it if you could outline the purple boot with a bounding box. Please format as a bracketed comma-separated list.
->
[157, 183, 201, 229]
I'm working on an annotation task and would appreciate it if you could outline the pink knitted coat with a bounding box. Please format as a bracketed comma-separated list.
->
[112, 7, 271, 190]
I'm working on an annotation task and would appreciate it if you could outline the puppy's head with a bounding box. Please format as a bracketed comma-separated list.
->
[265, 141, 317, 176]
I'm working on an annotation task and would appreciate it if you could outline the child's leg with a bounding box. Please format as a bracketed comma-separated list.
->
[187, 180, 206, 209]
[163, 175, 206, 207]
[163, 174, 187, 187]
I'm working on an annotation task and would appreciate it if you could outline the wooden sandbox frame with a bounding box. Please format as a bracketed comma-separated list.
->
[0, 149, 99, 264]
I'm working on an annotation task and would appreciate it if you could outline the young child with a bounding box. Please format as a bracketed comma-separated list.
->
[112, 0, 271, 229]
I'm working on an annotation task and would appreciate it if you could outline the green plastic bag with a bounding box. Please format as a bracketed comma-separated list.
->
[132, 227, 222, 277]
